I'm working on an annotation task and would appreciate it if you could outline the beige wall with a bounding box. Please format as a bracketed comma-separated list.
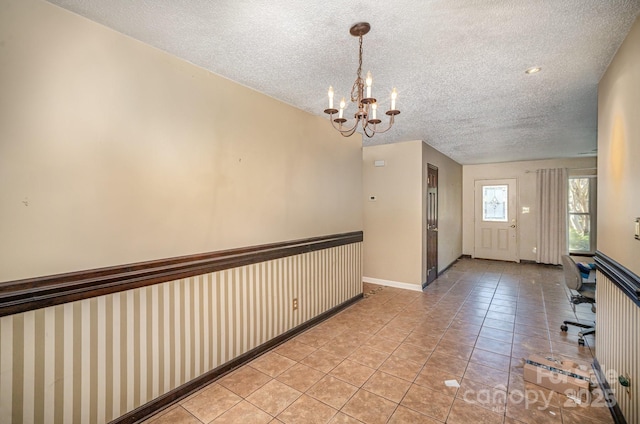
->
[462, 157, 597, 261]
[421, 142, 463, 281]
[363, 140, 462, 288]
[363, 141, 423, 287]
[597, 16, 640, 277]
[0, 2, 365, 422]
[0, 0, 363, 283]
[596, 18, 640, 423]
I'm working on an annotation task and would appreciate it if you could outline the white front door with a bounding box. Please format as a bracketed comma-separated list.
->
[473, 179, 519, 262]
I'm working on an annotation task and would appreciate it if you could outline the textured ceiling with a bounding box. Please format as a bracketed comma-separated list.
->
[47, 0, 640, 164]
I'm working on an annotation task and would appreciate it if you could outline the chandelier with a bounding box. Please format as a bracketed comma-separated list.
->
[324, 22, 400, 138]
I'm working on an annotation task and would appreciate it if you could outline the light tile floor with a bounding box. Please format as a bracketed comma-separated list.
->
[145, 258, 612, 424]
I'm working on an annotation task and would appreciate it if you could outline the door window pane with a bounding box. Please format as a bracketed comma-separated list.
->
[483, 185, 508, 222]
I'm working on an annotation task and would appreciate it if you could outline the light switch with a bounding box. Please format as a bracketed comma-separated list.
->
[522, 207, 530, 214]
[374, 160, 385, 167]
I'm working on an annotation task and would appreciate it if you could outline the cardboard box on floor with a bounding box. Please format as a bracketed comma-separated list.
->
[523, 354, 592, 403]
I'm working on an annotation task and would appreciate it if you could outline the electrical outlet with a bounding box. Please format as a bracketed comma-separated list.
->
[293, 298, 298, 311]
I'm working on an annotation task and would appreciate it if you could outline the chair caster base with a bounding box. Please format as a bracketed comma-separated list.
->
[560, 321, 594, 345]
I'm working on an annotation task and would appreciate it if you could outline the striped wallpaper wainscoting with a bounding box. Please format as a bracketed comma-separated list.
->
[0, 241, 363, 424]
[595, 272, 639, 424]
[594, 252, 640, 424]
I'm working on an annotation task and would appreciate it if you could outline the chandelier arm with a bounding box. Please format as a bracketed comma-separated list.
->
[362, 124, 376, 138]
[367, 115, 397, 135]
[328, 114, 361, 135]
[335, 119, 359, 137]
[339, 127, 359, 137]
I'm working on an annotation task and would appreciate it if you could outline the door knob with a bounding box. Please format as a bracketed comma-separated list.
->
[510, 225, 516, 228]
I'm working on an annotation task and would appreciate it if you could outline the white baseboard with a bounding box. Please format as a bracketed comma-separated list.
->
[362, 276, 423, 292]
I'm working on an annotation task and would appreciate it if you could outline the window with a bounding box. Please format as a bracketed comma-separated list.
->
[482, 185, 508, 222]
[568, 177, 597, 254]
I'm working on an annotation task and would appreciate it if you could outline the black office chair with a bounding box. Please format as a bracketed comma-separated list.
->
[560, 254, 596, 346]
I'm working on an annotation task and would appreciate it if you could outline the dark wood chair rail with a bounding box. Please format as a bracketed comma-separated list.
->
[594, 250, 640, 308]
[0, 231, 363, 317]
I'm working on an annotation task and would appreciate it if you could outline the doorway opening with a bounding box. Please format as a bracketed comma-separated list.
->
[426, 164, 438, 286]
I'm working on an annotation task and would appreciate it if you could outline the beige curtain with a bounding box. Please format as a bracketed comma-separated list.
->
[536, 168, 568, 265]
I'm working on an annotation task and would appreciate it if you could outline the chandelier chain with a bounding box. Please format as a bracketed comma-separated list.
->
[350, 35, 364, 104]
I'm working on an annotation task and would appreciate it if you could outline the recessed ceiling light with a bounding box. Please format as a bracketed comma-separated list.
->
[525, 67, 542, 74]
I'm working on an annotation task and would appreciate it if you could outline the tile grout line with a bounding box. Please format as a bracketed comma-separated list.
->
[160, 260, 606, 424]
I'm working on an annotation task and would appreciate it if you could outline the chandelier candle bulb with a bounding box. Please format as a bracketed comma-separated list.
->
[366, 71, 373, 98]
[391, 88, 397, 110]
[372, 103, 377, 120]
[339, 97, 346, 119]
[328, 86, 334, 109]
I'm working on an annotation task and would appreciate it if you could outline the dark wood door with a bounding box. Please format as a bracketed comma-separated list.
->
[426, 164, 438, 285]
